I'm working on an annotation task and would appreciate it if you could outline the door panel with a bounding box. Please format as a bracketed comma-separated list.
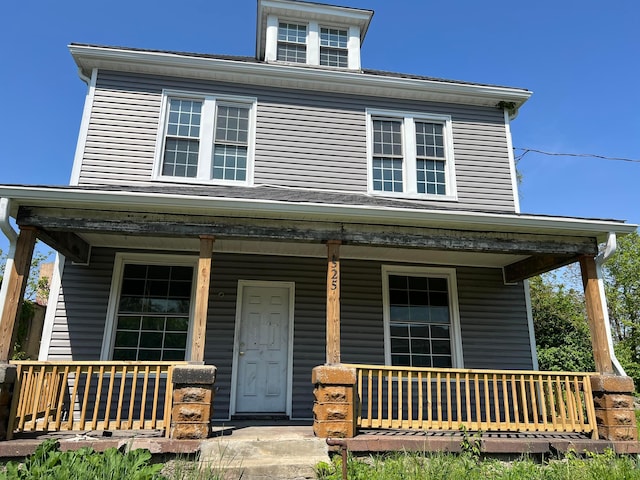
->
[235, 285, 290, 413]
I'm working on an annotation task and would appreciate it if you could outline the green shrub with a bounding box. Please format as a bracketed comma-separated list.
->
[0, 438, 164, 480]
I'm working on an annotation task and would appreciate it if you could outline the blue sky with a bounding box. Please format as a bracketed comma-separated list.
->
[0, 0, 638, 257]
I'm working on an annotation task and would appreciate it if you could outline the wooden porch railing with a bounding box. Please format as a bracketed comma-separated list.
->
[7, 361, 187, 439]
[344, 364, 598, 439]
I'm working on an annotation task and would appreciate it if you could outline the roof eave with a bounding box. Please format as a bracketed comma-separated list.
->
[69, 44, 531, 111]
[1, 186, 634, 242]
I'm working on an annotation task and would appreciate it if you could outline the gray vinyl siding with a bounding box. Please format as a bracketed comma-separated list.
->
[76, 70, 516, 212]
[47, 249, 531, 420]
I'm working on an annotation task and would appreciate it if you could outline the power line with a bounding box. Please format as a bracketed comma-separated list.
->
[514, 148, 640, 164]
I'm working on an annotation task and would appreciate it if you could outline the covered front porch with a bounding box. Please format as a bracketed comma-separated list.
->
[0, 186, 637, 444]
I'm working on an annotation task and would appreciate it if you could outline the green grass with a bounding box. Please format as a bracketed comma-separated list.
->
[315, 450, 640, 480]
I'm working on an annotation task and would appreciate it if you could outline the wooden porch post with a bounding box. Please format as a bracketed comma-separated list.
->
[579, 255, 614, 374]
[0, 227, 37, 362]
[191, 236, 214, 363]
[326, 240, 341, 365]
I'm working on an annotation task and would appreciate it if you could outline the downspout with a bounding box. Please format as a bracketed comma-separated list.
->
[595, 232, 625, 375]
[0, 198, 18, 318]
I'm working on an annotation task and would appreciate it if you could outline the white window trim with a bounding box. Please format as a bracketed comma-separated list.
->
[366, 109, 458, 201]
[100, 252, 199, 361]
[266, 15, 360, 69]
[381, 265, 464, 368]
[152, 89, 257, 186]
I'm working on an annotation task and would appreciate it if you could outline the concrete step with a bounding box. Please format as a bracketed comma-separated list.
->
[199, 427, 330, 480]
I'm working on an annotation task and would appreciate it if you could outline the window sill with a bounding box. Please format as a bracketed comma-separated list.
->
[368, 190, 458, 202]
[153, 175, 252, 188]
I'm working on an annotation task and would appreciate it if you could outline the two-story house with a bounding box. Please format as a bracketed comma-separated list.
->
[0, 0, 636, 443]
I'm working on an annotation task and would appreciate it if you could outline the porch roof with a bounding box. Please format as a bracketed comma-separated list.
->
[1, 184, 636, 240]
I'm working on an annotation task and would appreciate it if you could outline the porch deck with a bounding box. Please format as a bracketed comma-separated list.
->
[0, 422, 637, 462]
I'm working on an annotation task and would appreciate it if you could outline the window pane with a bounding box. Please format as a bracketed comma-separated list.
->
[320, 48, 347, 68]
[212, 145, 247, 181]
[162, 138, 199, 178]
[320, 27, 347, 48]
[113, 263, 193, 361]
[388, 274, 453, 368]
[166, 99, 201, 138]
[277, 23, 307, 63]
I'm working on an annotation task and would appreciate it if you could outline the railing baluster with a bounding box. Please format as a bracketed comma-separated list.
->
[492, 373, 500, 430]
[397, 370, 403, 429]
[151, 365, 161, 429]
[367, 369, 373, 428]
[79, 366, 93, 430]
[519, 374, 529, 429]
[92, 366, 105, 431]
[473, 373, 481, 431]
[103, 366, 116, 430]
[483, 373, 490, 431]
[501, 373, 510, 428]
[66, 365, 82, 431]
[376, 369, 382, 428]
[386, 369, 392, 428]
[455, 372, 461, 428]
[573, 376, 585, 429]
[464, 372, 471, 427]
[511, 374, 520, 431]
[538, 374, 548, 431]
[427, 370, 433, 428]
[546, 374, 557, 431]
[565, 375, 577, 431]
[528, 374, 539, 431]
[418, 371, 424, 428]
[582, 374, 598, 439]
[436, 371, 442, 429]
[555, 376, 567, 431]
[446, 372, 452, 430]
[407, 371, 413, 427]
[139, 366, 150, 429]
[28, 366, 47, 431]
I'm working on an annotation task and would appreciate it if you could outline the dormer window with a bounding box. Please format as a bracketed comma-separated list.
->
[277, 23, 307, 63]
[320, 27, 348, 67]
[257, 0, 373, 71]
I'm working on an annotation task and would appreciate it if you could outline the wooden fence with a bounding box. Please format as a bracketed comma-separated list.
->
[8, 361, 187, 439]
[344, 364, 598, 438]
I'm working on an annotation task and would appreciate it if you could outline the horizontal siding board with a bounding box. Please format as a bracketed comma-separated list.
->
[76, 71, 516, 211]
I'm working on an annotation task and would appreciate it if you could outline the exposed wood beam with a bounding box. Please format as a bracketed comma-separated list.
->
[17, 207, 599, 257]
[579, 255, 614, 374]
[326, 241, 341, 365]
[503, 254, 579, 283]
[0, 227, 37, 362]
[191, 236, 214, 363]
[36, 229, 90, 264]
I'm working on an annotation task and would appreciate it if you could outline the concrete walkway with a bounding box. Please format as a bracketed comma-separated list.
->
[200, 424, 329, 480]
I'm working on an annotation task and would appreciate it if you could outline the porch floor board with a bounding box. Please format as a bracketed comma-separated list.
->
[336, 428, 640, 455]
[0, 424, 637, 460]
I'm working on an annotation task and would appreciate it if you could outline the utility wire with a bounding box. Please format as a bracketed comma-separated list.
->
[514, 148, 640, 164]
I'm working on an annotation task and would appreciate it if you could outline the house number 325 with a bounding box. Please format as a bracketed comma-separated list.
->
[330, 255, 338, 291]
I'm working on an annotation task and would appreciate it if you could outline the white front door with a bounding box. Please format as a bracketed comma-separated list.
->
[235, 284, 291, 414]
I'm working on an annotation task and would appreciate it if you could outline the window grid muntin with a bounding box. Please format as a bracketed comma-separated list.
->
[415, 121, 446, 195]
[113, 264, 193, 361]
[388, 274, 452, 368]
[372, 119, 404, 192]
[320, 27, 348, 67]
[159, 94, 254, 184]
[162, 99, 203, 178]
[277, 23, 307, 63]
[213, 104, 249, 181]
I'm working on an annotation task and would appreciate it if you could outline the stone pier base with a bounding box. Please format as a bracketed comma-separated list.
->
[170, 365, 216, 440]
[312, 365, 357, 438]
[591, 375, 638, 441]
[0, 365, 17, 440]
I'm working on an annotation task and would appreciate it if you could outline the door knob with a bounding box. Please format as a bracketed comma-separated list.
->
[239, 351, 245, 356]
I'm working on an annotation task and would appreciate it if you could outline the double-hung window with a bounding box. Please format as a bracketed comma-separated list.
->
[277, 22, 307, 63]
[103, 254, 197, 361]
[320, 27, 348, 67]
[383, 266, 462, 368]
[367, 110, 457, 199]
[156, 92, 255, 185]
